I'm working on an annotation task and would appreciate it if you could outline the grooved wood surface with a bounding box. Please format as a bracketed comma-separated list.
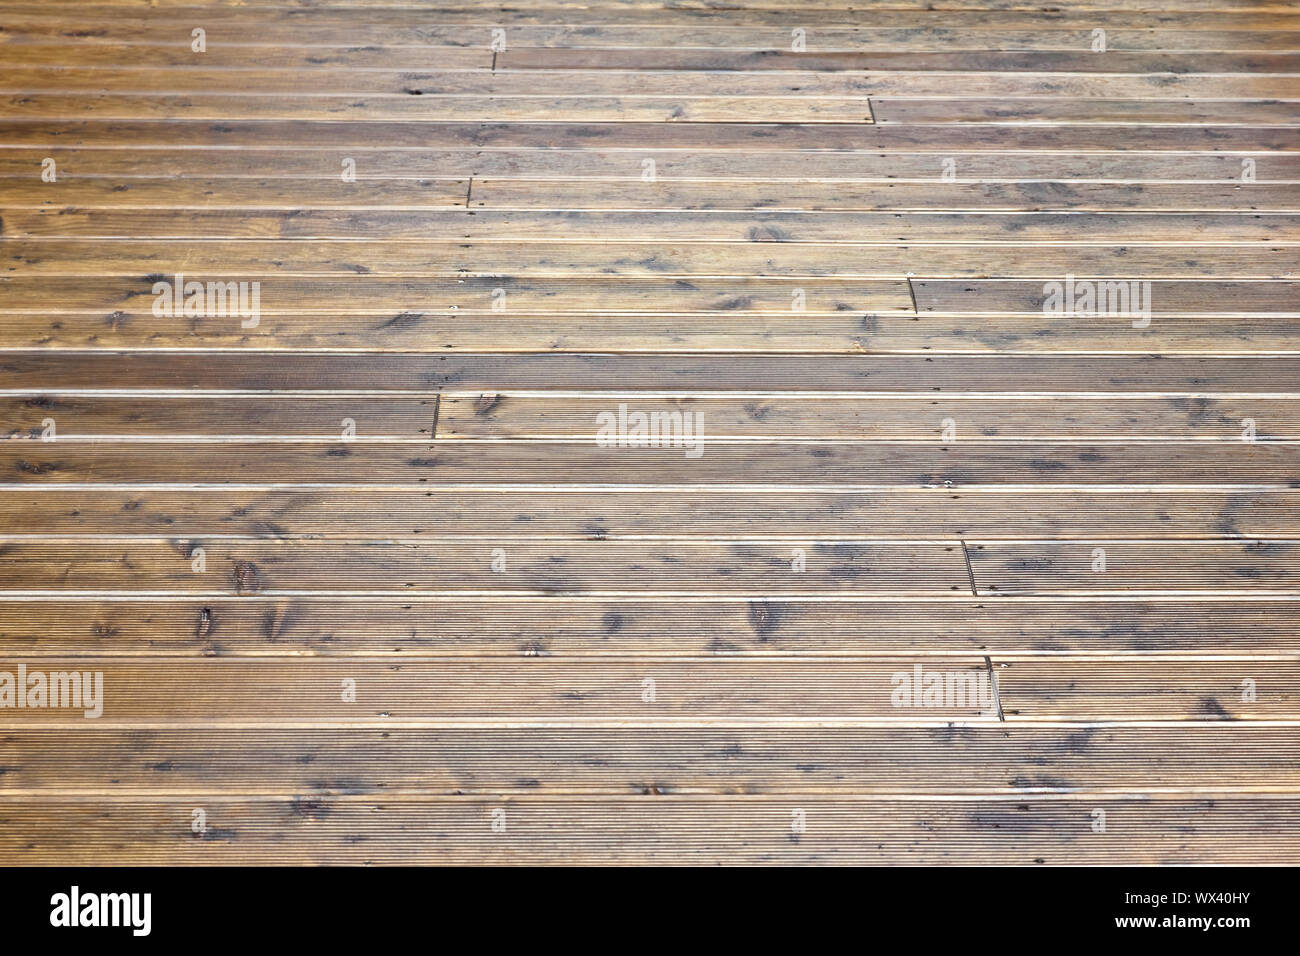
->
[1, 0, 1297, 866]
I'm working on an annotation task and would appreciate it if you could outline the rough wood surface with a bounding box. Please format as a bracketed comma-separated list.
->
[1, 0, 1296, 866]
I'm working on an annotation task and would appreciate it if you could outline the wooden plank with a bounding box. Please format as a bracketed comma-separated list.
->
[5, 489, 1300, 537]
[3, 119, 1294, 150]
[7, 208, 1293, 243]
[5, 178, 1297, 212]
[3, 794, 1294, 865]
[5, 309, 1299, 352]
[969, 540, 1300, 593]
[5, 148, 1294, 181]
[3, 244, 1290, 283]
[440, 396, 1300, 439]
[0, 276, 917, 314]
[2, 9, 1297, 51]
[16, 41, 1294, 74]
[0, 538, 973, 595]
[20, 90, 1288, 127]
[0, 658, 996, 721]
[5, 68, 1298, 99]
[0, 44, 496, 70]
[0, 178, 472, 208]
[6, 395, 1298, 440]
[0, 93, 878, 124]
[6, 5, 1299, 30]
[2, 26, 1297, 52]
[5, 209, 1295, 241]
[5, 596, 1300, 657]
[0, 725, 1295, 793]
[5, 68, 883, 96]
[995, 660, 1300, 720]
[470, 180, 1300, 212]
[21, 310, 1300, 352]
[870, 99, 1300, 126]
[2, 440, 1297, 486]
[1, 395, 436, 439]
[497, 49, 1300, 73]
[914, 280, 1300, 314]
[4, 353, 1296, 391]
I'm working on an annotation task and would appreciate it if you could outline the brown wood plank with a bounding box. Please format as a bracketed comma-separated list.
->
[0, 93, 878, 124]
[5, 310, 1300, 351]
[3, 69, 1298, 99]
[8, 5, 1299, 29]
[5, 148, 1295, 180]
[3, 8, 1297, 50]
[0, 657, 995, 721]
[4, 352, 1296, 391]
[995, 660, 1300, 720]
[18, 90, 1286, 128]
[1, 440, 1297, 486]
[4, 489, 1300, 537]
[5, 178, 1297, 212]
[969, 540, 1300, 593]
[5, 209, 1295, 241]
[0, 44, 495, 69]
[4, 244, 1290, 285]
[0, 725, 1295, 793]
[3, 119, 1294, 150]
[12, 87, 1289, 125]
[6, 39, 1289, 72]
[1, 395, 437, 439]
[7, 395, 1299, 440]
[914, 280, 1299, 314]
[0, 275, 917, 314]
[0, 538, 973, 595]
[469, 180, 1300, 211]
[5, 596, 1300, 657]
[438, 396, 1300, 439]
[498, 49, 1300, 72]
[3, 795, 1292, 865]
[870, 99, 1300, 126]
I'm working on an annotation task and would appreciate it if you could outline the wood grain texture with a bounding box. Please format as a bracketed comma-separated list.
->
[4, 120, 1295, 149]
[0, 538, 974, 594]
[4, 178, 1296, 211]
[5, 149, 1296, 180]
[3, 795, 1293, 866]
[969, 540, 1300, 593]
[5, 353, 1297, 390]
[5, 244, 1292, 284]
[5, 598, 1300, 657]
[0, 657, 998, 721]
[995, 660, 1300, 720]
[6, 309, 1300, 351]
[5, 68, 1299, 99]
[3, 441, 1298, 485]
[13, 209, 1296, 241]
[7, 394, 1298, 439]
[2, 0, 1297, 866]
[1, 725, 1296, 793]
[5, 489, 1300, 537]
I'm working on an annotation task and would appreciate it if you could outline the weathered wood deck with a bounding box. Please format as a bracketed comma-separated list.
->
[1, 0, 1297, 865]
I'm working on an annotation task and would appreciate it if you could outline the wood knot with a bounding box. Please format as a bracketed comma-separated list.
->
[233, 561, 260, 594]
